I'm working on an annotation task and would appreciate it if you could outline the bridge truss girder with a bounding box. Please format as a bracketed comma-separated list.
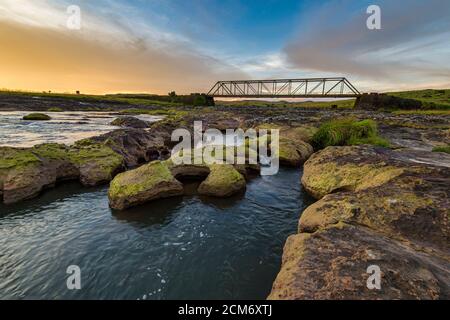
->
[207, 77, 361, 98]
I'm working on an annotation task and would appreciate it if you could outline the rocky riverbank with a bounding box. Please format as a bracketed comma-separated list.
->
[269, 145, 450, 299]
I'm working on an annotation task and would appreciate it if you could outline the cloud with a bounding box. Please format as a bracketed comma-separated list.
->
[0, 0, 247, 94]
[283, 0, 450, 91]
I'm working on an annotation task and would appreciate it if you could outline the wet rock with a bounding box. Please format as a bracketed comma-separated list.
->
[88, 128, 169, 168]
[110, 116, 150, 128]
[0, 143, 124, 204]
[68, 143, 124, 186]
[279, 138, 314, 167]
[108, 160, 184, 210]
[269, 223, 450, 300]
[198, 164, 246, 197]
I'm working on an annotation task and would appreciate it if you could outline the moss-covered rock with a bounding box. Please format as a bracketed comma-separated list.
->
[108, 160, 184, 210]
[198, 164, 246, 197]
[269, 223, 450, 300]
[68, 143, 124, 186]
[0, 147, 45, 204]
[302, 146, 407, 199]
[0, 142, 124, 204]
[270, 145, 450, 300]
[279, 138, 314, 167]
[22, 113, 51, 121]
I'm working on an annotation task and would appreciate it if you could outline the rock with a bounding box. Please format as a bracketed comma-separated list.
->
[68, 143, 124, 186]
[301, 146, 406, 199]
[279, 138, 314, 167]
[0, 142, 123, 204]
[108, 160, 184, 210]
[88, 128, 169, 168]
[110, 116, 150, 128]
[269, 223, 450, 300]
[1, 147, 55, 204]
[270, 145, 450, 300]
[22, 113, 51, 120]
[198, 164, 246, 197]
[166, 161, 211, 180]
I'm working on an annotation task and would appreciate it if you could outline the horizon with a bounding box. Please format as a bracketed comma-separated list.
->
[1, 0, 449, 94]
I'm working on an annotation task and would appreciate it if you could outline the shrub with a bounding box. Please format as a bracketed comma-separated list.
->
[432, 146, 450, 154]
[193, 94, 207, 106]
[311, 118, 389, 149]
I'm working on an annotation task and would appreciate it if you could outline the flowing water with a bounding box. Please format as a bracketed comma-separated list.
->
[0, 111, 162, 147]
[0, 169, 312, 300]
[0, 112, 313, 300]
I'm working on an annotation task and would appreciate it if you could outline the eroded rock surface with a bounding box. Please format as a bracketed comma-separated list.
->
[88, 128, 169, 167]
[270, 145, 450, 300]
[108, 160, 184, 210]
[0, 143, 124, 204]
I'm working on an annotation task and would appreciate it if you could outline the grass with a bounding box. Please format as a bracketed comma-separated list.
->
[311, 118, 389, 149]
[0, 89, 183, 108]
[432, 146, 450, 154]
[392, 109, 450, 116]
[388, 89, 450, 109]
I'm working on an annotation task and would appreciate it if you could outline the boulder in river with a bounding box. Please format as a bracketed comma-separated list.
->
[198, 164, 246, 197]
[0, 142, 124, 204]
[22, 113, 51, 121]
[108, 160, 184, 210]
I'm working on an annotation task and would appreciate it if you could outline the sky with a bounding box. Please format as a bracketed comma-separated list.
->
[0, 0, 449, 94]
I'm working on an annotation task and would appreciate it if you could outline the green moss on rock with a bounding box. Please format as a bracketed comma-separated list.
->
[23, 113, 51, 121]
[198, 164, 246, 197]
[108, 160, 183, 210]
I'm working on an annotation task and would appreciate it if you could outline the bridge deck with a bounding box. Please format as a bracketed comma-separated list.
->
[207, 77, 361, 98]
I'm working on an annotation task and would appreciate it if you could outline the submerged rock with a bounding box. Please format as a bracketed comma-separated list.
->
[198, 164, 246, 197]
[108, 161, 184, 210]
[110, 116, 150, 129]
[270, 145, 450, 300]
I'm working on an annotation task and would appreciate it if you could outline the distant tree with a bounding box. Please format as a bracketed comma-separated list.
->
[76, 90, 80, 94]
[168, 91, 178, 102]
[193, 94, 207, 106]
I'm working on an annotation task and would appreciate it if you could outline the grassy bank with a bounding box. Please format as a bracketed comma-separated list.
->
[388, 89, 450, 109]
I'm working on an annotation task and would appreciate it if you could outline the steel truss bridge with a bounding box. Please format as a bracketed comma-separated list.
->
[207, 77, 361, 98]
